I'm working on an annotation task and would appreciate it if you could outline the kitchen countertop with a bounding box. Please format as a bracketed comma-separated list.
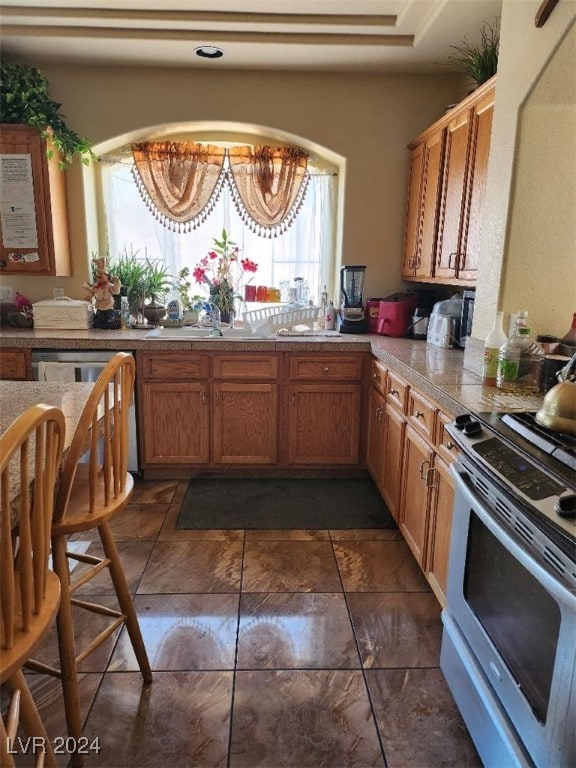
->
[0, 327, 544, 417]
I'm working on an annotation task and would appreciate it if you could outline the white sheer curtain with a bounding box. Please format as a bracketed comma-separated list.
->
[101, 161, 336, 306]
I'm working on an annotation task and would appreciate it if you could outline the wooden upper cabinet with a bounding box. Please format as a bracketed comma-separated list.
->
[402, 142, 425, 278]
[402, 129, 445, 280]
[435, 108, 472, 281]
[0, 124, 71, 276]
[402, 77, 495, 287]
[458, 88, 495, 281]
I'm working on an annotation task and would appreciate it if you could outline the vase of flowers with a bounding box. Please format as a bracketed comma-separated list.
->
[192, 230, 258, 323]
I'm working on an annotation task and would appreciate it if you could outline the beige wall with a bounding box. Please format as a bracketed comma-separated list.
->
[2, 66, 461, 304]
[473, 0, 576, 341]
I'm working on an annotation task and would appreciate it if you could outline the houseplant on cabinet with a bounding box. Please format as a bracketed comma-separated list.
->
[447, 18, 500, 87]
[0, 60, 93, 168]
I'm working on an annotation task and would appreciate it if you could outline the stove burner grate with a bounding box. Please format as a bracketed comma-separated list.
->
[502, 412, 576, 470]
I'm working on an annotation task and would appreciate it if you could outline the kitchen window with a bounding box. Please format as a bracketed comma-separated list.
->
[99, 140, 338, 309]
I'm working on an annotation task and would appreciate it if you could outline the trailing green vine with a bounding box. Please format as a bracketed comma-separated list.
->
[0, 60, 94, 168]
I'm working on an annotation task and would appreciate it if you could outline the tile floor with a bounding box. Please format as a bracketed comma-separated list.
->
[22, 479, 482, 768]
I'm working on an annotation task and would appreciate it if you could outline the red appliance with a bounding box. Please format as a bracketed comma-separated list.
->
[377, 292, 418, 337]
[365, 298, 386, 333]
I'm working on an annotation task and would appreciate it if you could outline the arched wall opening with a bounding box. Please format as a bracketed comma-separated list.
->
[83, 120, 347, 302]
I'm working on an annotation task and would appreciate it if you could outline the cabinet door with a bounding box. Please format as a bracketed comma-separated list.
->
[434, 109, 472, 280]
[0, 348, 32, 380]
[398, 426, 434, 566]
[402, 142, 425, 279]
[380, 403, 406, 522]
[287, 383, 361, 465]
[366, 387, 386, 492]
[427, 456, 455, 604]
[140, 382, 209, 465]
[458, 89, 494, 281]
[0, 124, 70, 275]
[213, 382, 277, 464]
[416, 129, 445, 278]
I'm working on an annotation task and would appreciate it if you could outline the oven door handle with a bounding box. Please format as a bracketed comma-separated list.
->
[450, 465, 576, 610]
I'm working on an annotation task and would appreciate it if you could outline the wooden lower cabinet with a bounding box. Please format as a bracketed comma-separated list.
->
[140, 382, 210, 465]
[285, 353, 365, 466]
[287, 383, 361, 464]
[138, 352, 280, 469]
[213, 382, 277, 464]
[426, 455, 455, 599]
[367, 357, 456, 605]
[380, 404, 406, 522]
[398, 425, 434, 565]
[366, 386, 386, 490]
[0, 348, 32, 380]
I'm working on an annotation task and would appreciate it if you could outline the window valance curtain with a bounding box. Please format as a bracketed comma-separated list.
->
[131, 142, 309, 236]
[131, 142, 226, 231]
[227, 146, 309, 236]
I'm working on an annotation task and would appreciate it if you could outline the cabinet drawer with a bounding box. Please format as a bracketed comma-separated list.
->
[435, 410, 459, 465]
[385, 371, 408, 412]
[139, 353, 209, 380]
[212, 354, 278, 380]
[0, 349, 31, 380]
[407, 389, 437, 442]
[289, 355, 363, 381]
[370, 359, 387, 394]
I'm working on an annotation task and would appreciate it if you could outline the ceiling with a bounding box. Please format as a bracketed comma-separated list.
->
[0, 0, 502, 73]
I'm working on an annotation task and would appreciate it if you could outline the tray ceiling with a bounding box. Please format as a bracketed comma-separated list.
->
[0, 0, 503, 72]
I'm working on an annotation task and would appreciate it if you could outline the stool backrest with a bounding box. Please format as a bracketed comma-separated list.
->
[54, 352, 135, 520]
[0, 404, 65, 650]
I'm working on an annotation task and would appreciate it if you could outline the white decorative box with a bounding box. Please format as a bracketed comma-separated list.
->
[32, 297, 94, 329]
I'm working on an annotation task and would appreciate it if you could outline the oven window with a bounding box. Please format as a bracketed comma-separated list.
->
[464, 513, 561, 723]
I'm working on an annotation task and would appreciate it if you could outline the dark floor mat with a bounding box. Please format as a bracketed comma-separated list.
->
[176, 477, 397, 530]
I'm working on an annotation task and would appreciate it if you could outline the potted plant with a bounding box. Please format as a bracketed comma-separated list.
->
[0, 60, 93, 168]
[447, 18, 500, 87]
[106, 245, 173, 323]
[177, 267, 205, 324]
[142, 258, 173, 325]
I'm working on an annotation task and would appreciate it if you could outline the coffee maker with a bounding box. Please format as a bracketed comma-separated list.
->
[339, 265, 367, 334]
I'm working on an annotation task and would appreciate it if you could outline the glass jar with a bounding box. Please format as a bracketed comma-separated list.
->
[496, 328, 545, 393]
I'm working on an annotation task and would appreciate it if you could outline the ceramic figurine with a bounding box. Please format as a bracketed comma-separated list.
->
[84, 256, 121, 329]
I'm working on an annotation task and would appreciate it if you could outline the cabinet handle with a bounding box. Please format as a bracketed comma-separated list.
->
[414, 410, 423, 418]
[322, 366, 330, 374]
[448, 252, 457, 270]
[446, 440, 455, 450]
[372, 372, 379, 380]
[291, 393, 296, 405]
[389, 388, 398, 396]
[426, 466, 437, 489]
[201, 388, 207, 405]
[419, 459, 431, 480]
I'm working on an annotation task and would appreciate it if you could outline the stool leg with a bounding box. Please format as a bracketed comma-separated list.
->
[6, 670, 57, 768]
[51, 534, 84, 768]
[98, 523, 152, 683]
[0, 711, 17, 768]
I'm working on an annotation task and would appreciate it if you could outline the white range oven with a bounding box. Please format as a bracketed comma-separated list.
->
[441, 411, 575, 768]
[31, 349, 139, 473]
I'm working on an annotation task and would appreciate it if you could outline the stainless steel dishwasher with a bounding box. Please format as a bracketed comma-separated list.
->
[31, 349, 139, 473]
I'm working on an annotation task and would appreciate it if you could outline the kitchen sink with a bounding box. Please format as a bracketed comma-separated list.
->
[144, 326, 273, 340]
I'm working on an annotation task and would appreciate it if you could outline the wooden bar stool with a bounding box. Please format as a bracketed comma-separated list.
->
[1, 404, 66, 768]
[26, 352, 152, 766]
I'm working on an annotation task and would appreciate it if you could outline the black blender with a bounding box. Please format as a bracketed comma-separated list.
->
[339, 265, 367, 334]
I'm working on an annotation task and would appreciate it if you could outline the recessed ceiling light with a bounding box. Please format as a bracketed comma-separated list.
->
[195, 46, 224, 59]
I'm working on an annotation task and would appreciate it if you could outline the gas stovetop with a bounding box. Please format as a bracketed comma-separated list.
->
[447, 412, 575, 558]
